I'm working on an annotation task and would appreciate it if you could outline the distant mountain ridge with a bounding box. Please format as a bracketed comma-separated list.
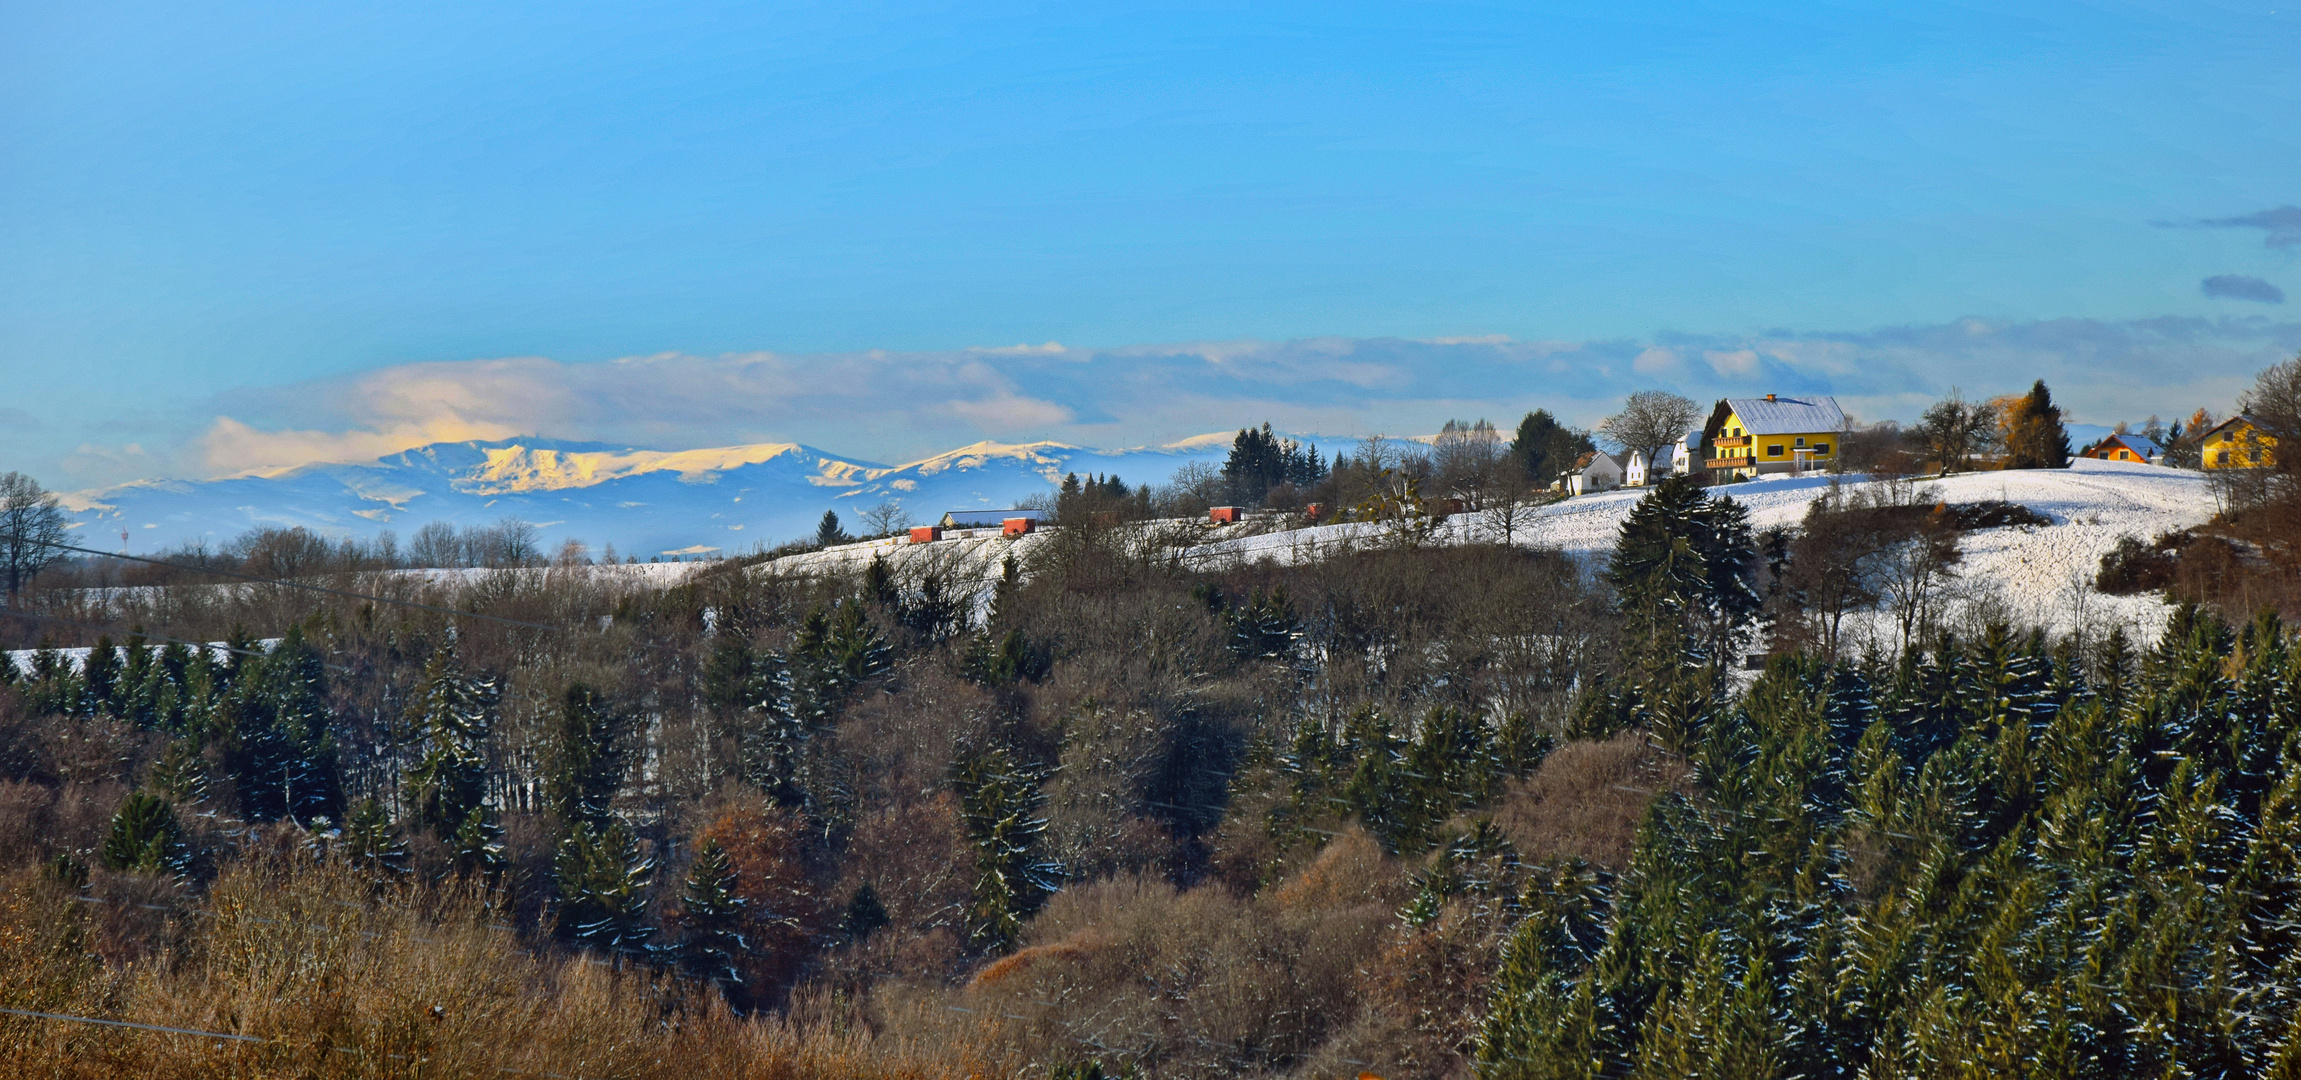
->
[65, 435, 1246, 557]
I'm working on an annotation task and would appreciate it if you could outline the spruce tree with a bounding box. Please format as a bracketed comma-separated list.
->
[675, 838, 748, 986]
[814, 509, 846, 547]
[450, 805, 509, 880]
[2004, 378, 2073, 468]
[554, 820, 654, 957]
[1605, 476, 1759, 700]
[840, 883, 891, 940]
[401, 640, 498, 837]
[341, 797, 409, 876]
[545, 682, 620, 831]
[951, 746, 1059, 952]
[101, 790, 191, 875]
[145, 738, 209, 806]
[219, 626, 341, 824]
[82, 635, 120, 718]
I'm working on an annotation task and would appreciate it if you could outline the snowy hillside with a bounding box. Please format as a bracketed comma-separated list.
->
[766, 458, 2218, 646]
[63, 436, 1239, 558]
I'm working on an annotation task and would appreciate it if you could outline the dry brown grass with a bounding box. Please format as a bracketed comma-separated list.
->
[913, 828, 1409, 1080]
[0, 855, 999, 1080]
[1490, 731, 1681, 871]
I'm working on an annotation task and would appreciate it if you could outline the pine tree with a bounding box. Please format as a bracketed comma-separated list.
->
[675, 838, 748, 987]
[450, 805, 508, 880]
[554, 820, 654, 957]
[101, 790, 191, 875]
[145, 738, 209, 806]
[2003, 379, 2073, 469]
[545, 682, 620, 830]
[951, 746, 1059, 952]
[219, 626, 341, 824]
[840, 883, 891, 940]
[402, 640, 498, 837]
[82, 635, 120, 718]
[815, 509, 846, 547]
[341, 797, 409, 876]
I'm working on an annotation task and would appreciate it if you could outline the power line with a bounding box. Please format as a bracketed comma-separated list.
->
[0, 1005, 261, 1042]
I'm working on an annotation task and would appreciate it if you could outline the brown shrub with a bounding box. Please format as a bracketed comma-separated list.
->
[934, 835, 1407, 1079]
[0, 855, 976, 1080]
[1355, 904, 1500, 1080]
[1491, 731, 1679, 870]
[1266, 825, 1403, 915]
[699, 795, 827, 999]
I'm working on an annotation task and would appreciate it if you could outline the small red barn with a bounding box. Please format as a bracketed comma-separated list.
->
[909, 526, 942, 544]
[1002, 517, 1036, 536]
[1209, 506, 1242, 524]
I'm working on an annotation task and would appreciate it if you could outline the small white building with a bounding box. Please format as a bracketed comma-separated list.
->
[1565, 451, 1624, 496]
[1670, 434, 1697, 476]
[1624, 449, 1654, 488]
[1623, 433, 1699, 487]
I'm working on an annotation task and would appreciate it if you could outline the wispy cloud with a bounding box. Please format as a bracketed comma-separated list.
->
[2161, 205, 2301, 249]
[2202, 274, 2286, 304]
[55, 315, 2301, 488]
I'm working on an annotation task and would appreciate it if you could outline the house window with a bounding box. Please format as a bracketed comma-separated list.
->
[1766, 444, 1784, 457]
[1794, 437, 1806, 447]
[1813, 442, 1831, 455]
[2217, 450, 2230, 465]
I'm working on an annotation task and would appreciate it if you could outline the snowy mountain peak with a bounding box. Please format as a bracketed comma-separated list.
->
[64, 434, 1240, 556]
[453, 440, 830, 495]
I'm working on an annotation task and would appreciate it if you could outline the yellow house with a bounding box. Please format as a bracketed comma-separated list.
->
[2199, 415, 2276, 470]
[1702, 394, 1847, 479]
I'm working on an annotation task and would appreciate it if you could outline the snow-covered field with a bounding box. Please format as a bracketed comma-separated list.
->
[16, 460, 2216, 671]
[762, 458, 2220, 645]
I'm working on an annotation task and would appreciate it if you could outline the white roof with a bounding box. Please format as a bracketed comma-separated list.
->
[2098, 433, 2164, 457]
[1724, 396, 1845, 435]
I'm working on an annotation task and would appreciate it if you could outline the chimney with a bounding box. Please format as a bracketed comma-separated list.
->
[1765, 393, 1776, 401]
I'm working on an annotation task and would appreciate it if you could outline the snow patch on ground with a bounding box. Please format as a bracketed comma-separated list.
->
[756, 459, 2217, 646]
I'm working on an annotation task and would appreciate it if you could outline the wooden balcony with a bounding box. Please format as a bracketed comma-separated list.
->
[1711, 435, 1751, 449]
[1705, 456, 1754, 470]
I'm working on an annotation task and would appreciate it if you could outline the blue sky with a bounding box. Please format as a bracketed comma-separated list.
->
[4, 1, 2298, 488]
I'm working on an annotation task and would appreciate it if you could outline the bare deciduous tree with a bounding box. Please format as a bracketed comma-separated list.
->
[1432, 419, 1507, 506]
[409, 520, 462, 568]
[858, 501, 915, 538]
[2240, 354, 2301, 479]
[1598, 391, 1703, 483]
[0, 471, 68, 601]
[1908, 389, 2001, 475]
[231, 525, 335, 580]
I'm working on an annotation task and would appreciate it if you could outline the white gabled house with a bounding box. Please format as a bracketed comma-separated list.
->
[1564, 451, 1624, 496]
[1624, 449, 1655, 488]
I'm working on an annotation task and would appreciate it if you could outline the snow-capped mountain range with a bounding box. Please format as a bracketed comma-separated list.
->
[63, 436, 1251, 557]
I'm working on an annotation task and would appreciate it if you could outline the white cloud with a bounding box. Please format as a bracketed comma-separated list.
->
[1631, 347, 1680, 375]
[1705, 349, 1760, 377]
[51, 314, 2301, 488]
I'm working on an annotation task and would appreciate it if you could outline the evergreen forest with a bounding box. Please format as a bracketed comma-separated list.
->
[1, 435, 2299, 1078]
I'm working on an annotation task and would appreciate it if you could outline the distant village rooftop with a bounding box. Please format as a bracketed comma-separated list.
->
[938, 508, 1048, 529]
